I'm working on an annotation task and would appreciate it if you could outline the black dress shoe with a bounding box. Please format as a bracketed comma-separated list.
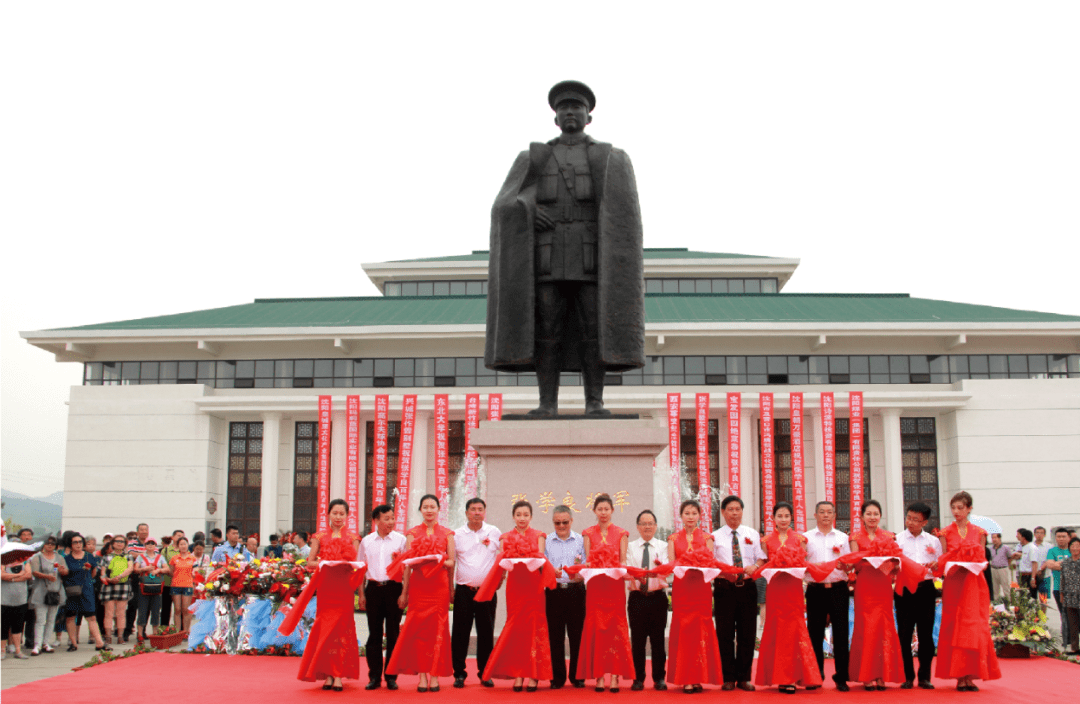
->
[365, 681, 381, 691]
[918, 680, 935, 690]
[481, 680, 494, 688]
[631, 681, 645, 692]
[693, 685, 703, 693]
[806, 685, 820, 690]
[900, 681, 913, 690]
[429, 685, 440, 693]
[322, 684, 332, 690]
[736, 682, 755, 692]
[453, 677, 466, 689]
[780, 685, 797, 694]
[513, 684, 524, 692]
[721, 682, 736, 691]
[332, 685, 343, 692]
[526, 684, 538, 692]
[550, 682, 564, 689]
[386, 680, 399, 691]
[417, 686, 428, 693]
[572, 680, 585, 689]
[654, 681, 668, 691]
[609, 687, 620, 693]
[835, 682, 850, 692]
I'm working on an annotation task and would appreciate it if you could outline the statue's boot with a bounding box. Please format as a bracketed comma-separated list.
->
[581, 340, 612, 416]
[527, 340, 560, 417]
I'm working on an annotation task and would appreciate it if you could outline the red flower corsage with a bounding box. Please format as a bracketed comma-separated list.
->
[481, 537, 491, 547]
[653, 557, 663, 566]
[925, 545, 936, 555]
[832, 546, 842, 555]
[744, 537, 753, 545]
[84, 563, 92, 570]
[390, 551, 400, 561]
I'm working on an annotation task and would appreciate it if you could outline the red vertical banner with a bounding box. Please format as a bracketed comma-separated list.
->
[463, 394, 480, 498]
[821, 392, 836, 504]
[726, 393, 741, 497]
[487, 393, 503, 422]
[761, 393, 776, 535]
[790, 392, 807, 532]
[373, 395, 389, 511]
[393, 395, 417, 532]
[667, 393, 682, 531]
[316, 395, 332, 533]
[345, 396, 360, 534]
[695, 393, 711, 531]
[849, 391, 865, 533]
[434, 394, 450, 524]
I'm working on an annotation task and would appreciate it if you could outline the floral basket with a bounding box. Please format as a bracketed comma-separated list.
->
[148, 627, 188, 650]
[990, 585, 1054, 655]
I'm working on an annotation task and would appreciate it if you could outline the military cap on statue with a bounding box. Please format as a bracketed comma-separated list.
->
[548, 80, 596, 112]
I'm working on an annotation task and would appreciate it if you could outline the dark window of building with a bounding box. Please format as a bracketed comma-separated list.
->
[680, 418, 721, 527]
[227, 422, 263, 538]
[757, 418, 793, 532]
[900, 417, 940, 530]
[834, 418, 871, 533]
[292, 422, 319, 534]
[383, 280, 488, 296]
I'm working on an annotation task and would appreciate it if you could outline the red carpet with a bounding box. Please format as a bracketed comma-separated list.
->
[2, 653, 1074, 703]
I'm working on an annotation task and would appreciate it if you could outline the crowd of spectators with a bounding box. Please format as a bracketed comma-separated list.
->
[2, 523, 313, 658]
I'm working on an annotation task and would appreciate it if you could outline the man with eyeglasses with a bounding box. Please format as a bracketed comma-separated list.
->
[544, 505, 587, 689]
[627, 509, 669, 691]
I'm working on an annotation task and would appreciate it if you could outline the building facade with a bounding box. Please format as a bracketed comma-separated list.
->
[22, 249, 1080, 539]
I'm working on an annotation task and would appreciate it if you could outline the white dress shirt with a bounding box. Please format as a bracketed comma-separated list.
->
[711, 524, 765, 568]
[359, 530, 407, 583]
[628, 537, 669, 592]
[897, 528, 943, 580]
[453, 522, 501, 587]
[1017, 543, 1036, 573]
[803, 526, 850, 583]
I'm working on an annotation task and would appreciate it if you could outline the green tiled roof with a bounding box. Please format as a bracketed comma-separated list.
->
[50, 293, 1080, 332]
[388, 248, 769, 263]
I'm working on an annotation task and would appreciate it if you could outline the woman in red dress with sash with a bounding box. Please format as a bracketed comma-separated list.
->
[480, 500, 553, 691]
[292, 499, 363, 691]
[848, 499, 905, 690]
[755, 501, 821, 693]
[386, 494, 456, 692]
[578, 493, 634, 692]
[666, 499, 722, 693]
[936, 491, 1001, 692]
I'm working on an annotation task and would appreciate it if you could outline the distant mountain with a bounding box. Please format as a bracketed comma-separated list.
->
[1, 490, 63, 537]
[40, 491, 64, 507]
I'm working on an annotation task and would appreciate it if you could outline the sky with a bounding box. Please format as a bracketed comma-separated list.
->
[2, 2, 1078, 498]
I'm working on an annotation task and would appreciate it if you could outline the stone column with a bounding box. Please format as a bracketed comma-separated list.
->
[881, 408, 904, 531]
[331, 409, 347, 502]
[260, 412, 282, 542]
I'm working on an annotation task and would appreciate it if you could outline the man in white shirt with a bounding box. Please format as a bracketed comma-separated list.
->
[450, 498, 501, 689]
[545, 506, 586, 690]
[711, 495, 765, 691]
[626, 509, 669, 692]
[803, 501, 852, 692]
[894, 502, 942, 690]
[358, 504, 407, 691]
[1012, 528, 1039, 598]
[1033, 526, 1050, 596]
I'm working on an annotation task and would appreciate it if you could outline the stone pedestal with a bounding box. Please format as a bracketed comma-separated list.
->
[469, 418, 668, 532]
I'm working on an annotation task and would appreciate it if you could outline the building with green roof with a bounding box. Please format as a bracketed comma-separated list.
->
[21, 248, 1080, 540]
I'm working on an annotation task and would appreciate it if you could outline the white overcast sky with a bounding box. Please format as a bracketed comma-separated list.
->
[2, 2, 1078, 498]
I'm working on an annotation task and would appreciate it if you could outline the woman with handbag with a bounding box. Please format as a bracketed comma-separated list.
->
[29, 536, 68, 655]
[100, 535, 133, 644]
[135, 539, 167, 642]
[62, 533, 109, 652]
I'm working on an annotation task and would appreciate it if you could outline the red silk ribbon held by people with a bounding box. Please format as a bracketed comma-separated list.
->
[562, 542, 648, 580]
[385, 534, 446, 582]
[475, 531, 557, 602]
[837, 536, 925, 595]
[651, 549, 744, 580]
[933, 540, 986, 579]
[750, 543, 837, 583]
[277, 561, 366, 636]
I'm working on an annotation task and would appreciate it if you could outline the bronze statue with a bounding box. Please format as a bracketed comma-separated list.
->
[485, 81, 645, 416]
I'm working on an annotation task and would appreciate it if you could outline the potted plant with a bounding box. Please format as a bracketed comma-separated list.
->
[148, 624, 188, 650]
[990, 585, 1054, 658]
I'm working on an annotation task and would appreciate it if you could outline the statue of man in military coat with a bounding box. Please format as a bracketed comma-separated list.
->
[485, 81, 645, 416]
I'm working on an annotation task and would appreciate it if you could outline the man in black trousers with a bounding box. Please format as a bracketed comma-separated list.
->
[544, 505, 587, 689]
[803, 501, 852, 691]
[627, 510, 668, 691]
[895, 502, 942, 689]
[711, 496, 765, 691]
[450, 498, 500, 688]
[358, 504, 406, 691]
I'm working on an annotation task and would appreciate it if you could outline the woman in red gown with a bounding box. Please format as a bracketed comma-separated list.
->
[385, 494, 456, 692]
[936, 490, 1001, 692]
[848, 499, 905, 690]
[296, 499, 363, 691]
[665, 499, 723, 693]
[481, 500, 553, 691]
[755, 501, 821, 693]
[578, 493, 635, 692]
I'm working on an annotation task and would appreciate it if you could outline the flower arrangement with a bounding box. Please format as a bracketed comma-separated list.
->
[990, 586, 1053, 653]
[196, 553, 314, 608]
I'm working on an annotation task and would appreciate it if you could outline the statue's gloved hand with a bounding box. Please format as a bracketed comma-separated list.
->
[534, 209, 555, 231]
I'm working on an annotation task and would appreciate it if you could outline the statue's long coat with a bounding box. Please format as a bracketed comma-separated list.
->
[485, 136, 645, 373]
